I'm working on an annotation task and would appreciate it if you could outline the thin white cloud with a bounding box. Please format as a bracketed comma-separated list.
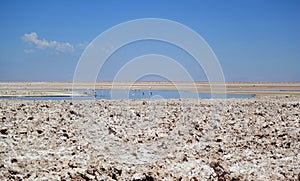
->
[77, 42, 89, 49]
[22, 32, 74, 53]
[24, 49, 34, 54]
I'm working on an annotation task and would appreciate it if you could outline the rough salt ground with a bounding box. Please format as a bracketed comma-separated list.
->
[0, 96, 299, 180]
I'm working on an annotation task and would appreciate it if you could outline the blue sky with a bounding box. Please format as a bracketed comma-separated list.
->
[0, 0, 299, 82]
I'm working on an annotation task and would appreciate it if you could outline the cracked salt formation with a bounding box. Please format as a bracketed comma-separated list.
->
[0, 96, 299, 180]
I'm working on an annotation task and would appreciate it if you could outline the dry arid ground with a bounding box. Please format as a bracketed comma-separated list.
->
[0, 95, 299, 180]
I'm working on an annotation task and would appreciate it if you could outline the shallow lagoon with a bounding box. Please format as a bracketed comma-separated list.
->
[0, 89, 254, 100]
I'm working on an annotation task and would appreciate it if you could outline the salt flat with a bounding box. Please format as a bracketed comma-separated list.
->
[1, 82, 300, 97]
[0, 96, 299, 180]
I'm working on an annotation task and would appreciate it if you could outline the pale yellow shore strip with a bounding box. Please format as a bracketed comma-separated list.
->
[1, 82, 300, 89]
[0, 89, 89, 97]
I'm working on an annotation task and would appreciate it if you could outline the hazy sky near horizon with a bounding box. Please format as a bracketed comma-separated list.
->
[0, 0, 299, 82]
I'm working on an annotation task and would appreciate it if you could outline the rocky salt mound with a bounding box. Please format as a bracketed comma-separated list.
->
[0, 96, 299, 180]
